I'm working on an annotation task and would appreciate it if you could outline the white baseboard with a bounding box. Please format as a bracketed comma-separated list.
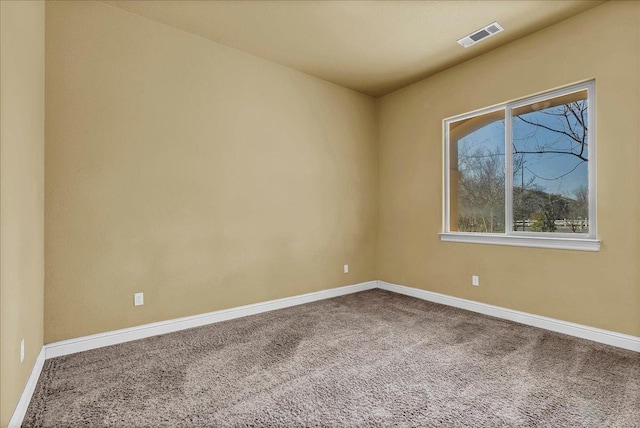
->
[8, 346, 46, 428]
[45, 279, 640, 359]
[10, 279, 638, 427]
[45, 280, 377, 359]
[377, 280, 640, 353]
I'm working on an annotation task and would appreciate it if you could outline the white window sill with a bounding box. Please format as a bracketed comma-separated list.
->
[439, 233, 600, 252]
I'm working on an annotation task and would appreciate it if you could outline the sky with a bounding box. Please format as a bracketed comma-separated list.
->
[456, 102, 588, 199]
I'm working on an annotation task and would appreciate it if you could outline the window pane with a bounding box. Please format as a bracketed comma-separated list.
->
[449, 110, 505, 233]
[512, 90, 589, 234]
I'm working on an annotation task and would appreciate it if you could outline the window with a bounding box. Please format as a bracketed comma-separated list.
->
[441, 81, 599, 251]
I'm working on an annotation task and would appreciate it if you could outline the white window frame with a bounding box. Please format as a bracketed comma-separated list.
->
[440, 80, 599, 251]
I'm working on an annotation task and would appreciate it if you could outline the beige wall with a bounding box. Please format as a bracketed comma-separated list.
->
[1, 0, 637, 423]
[45, 1, 377, 343]
[37, 0, 640, 347]
[377, 1, 640, 336]
[0, 1, 45, 425]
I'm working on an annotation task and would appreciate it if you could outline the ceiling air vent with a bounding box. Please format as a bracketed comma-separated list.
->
[457, 22, 504, 48]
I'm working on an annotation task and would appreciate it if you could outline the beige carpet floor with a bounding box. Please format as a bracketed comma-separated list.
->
[24, 289, 640, 427]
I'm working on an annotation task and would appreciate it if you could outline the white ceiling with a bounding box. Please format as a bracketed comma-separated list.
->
[103, 0, 605, 97]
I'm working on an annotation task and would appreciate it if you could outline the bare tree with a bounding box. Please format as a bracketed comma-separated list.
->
[566, 185, 589, 232]
[455, 98, 589, 233]
[513, 100, 588, 162]
[512, 99, 588, 232]
[457, 145, 505, 233]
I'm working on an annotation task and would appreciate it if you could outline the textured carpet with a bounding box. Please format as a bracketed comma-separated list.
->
[24, 289, 640, 427]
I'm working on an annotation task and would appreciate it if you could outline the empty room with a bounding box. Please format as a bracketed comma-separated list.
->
[1, 0, 639, 426]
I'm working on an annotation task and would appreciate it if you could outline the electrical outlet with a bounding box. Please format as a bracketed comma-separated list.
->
[20, 339, 25, 363]
[343, 264, 349, 274]
[134, 292, 144, 306]
[472, 275, 480, 287]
